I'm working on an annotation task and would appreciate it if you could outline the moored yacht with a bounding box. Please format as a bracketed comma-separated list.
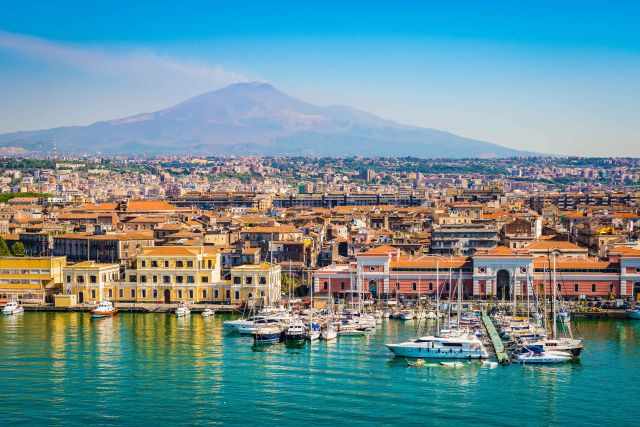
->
[91, 301, 117, 318]
[627, 307, 640, 320]
[2, 301, 24, 315]
[201, 308, 215, 317]
[175, 302, 190, 317]
[253, 324, 283, 344]
[285, 318, 307, 342]
[522, 338, 583, 358]
[516, 349, 572, 364]
[321, 323, 337, 341]
[307, 322, 321, 341]
[386, 334, 489, 359]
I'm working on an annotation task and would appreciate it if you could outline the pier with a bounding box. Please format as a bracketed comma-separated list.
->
[481, 312, 510, 365]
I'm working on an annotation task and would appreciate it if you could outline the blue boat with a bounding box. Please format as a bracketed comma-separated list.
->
[627, 308, 640, 320]
[253, 325, 283, 344]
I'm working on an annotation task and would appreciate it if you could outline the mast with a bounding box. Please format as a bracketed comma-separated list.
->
[552, 251, 558, 339]
[435, 259, 440, 335]
[457, 269, 462, 327]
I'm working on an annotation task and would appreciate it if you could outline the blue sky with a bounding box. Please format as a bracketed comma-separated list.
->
[1, 1, 639, 155]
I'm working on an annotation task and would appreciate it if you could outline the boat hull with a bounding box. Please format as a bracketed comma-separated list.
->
[254, 332, 282, 344]
[628, 310, 640, 320]
[386, 344, 487, 359]
[91, 310, 118, 318]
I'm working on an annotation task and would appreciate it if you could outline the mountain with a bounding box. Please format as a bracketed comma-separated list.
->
[0, 82, 531, 158]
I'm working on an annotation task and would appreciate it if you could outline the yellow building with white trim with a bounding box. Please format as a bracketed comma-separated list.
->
[121, 246, 222, 303]
[63, 261, 120, 304]
[227, 262, 281, 306]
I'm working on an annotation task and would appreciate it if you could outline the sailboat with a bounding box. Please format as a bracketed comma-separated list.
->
[386, 257, 489, 359]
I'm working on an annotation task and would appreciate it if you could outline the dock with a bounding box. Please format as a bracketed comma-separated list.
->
[481, 312, 510, 365]
[23, 303, 241, 313]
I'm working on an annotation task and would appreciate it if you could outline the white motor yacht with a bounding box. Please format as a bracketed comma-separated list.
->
[386, 334, 489, 359]
[2, 301, 24, 315]
[516, 350, 572, 364]
[321, 323, 338, 340]
[175, 302, 190, 317]
[201, 308, 215, 317]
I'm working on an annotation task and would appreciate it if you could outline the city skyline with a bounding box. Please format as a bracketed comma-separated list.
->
[1, 1, 639, 156]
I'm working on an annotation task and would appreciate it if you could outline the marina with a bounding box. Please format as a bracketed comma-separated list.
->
[1, 311, 640, 426]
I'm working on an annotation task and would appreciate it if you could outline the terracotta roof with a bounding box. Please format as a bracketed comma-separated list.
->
[127, 200, 176, 212]
[241, 225, 298, 234]
[359, 245, 400, 256]
[390, 255, 468, 269]
[525, 241, 585, 251]
[533, 257, 615, 270]
[609, 246, 640, 257]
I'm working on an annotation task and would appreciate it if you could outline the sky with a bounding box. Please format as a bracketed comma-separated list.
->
[0, 1, 639, 156]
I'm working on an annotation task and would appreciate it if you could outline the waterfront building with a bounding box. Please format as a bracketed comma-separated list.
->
[228, 262, 281, 306]
[0, 256, 66, 304]
[53, 231, 155, 263]
[121, 246, 221, 304]
[62, 261, 120, 303]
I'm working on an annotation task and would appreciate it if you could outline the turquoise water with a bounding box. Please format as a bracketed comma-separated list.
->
[1, 313, 638, 427]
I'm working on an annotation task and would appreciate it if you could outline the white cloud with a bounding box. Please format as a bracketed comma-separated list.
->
[0, 30, 247, 86]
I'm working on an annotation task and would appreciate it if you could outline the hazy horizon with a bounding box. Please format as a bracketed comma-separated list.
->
[1, 1, 639, 156]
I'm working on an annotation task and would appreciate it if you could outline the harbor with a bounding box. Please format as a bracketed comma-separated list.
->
[1, 311, 639, 426]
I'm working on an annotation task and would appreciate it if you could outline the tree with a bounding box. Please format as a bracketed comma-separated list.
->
[0, 238, 11, 256]
[11, 241, 25, 257]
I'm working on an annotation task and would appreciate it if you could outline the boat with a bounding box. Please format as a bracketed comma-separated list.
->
[253, 324, 283, 345]
[237, 317, 282, 335]
[175, 302, 190, 317]
[386, 334, 489, 359]
[516, 349, 572, 364]
[439, 361, 465, 368]
[522, 338, 583, 357]
[201, 308, 215, 317]
[337, 321, 369, 336]
[321, 323, 338, 340]
[307, 322, 321, 341]
[2, 301, 24, 315]
[399, 310, 415, 321]
[285, 318, 307, 342]
[627, 307, 640, 320]
[91, 300, 117, 318]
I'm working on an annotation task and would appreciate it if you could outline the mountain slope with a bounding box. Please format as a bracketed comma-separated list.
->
[0, 82, 530, 157]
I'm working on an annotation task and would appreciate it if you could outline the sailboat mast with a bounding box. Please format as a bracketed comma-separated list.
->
[552, 251, 558, 339]
[436, 259, 440, 335]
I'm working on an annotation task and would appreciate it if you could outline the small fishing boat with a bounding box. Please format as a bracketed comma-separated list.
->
[321, 323, 337, 341]
[2, 301, 24, 315]
[439, 361, 464, 368]
[91, 300, 117, 318]
[201, 308, 215, 317]
[175, 302, 190, 317]
[307, 322, 321, 341]
[253, 325, 283, 345]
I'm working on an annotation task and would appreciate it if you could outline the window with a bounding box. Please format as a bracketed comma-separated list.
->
[429, 283, 433, 291]
[142, 289, 146, 298]
[163, 276, 170, 284]
[412, 282, 417, 291]
[164, 261, 169, 268]
[119, 289, 124, 298]
[259, 277, 266, 285]
[592, 284, 596, 292]
[215, 290, 219, 299]
[153, 289, 157, 299]
[189, 290, 194, 299]
[246, 277, 253, 285]
[140, 275, 147, 283]
[235, 291, 240, 300]
[176, 261, 184, 268]
[129, 275, 137, 283]
[341, 283, 345, 290]
[153, 275, 157, 283]
[130, 289, 135, 298]
[151, 260, 158, 268]
[66, 275, 71, 283]
[369, 266, 375, 271]
[201, 276, 208, 283]
[187, 261, 193, 268]
[202, 290, 207, 299]
[233, 277, 241, 284]
[141, 260, 146, 267]
[78, 276, 85, 283]
[323, 282, 328, 290]
[178, 290, 183, 299]
[108, 289, 113, 298]
[208, 260, 212, 269]
[176, 276, 184, 284]
[187, 276, 194, 284]
[575, 284, 579, 292]
[226, 290, 231, 299]
[91, 290, 96, 299]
